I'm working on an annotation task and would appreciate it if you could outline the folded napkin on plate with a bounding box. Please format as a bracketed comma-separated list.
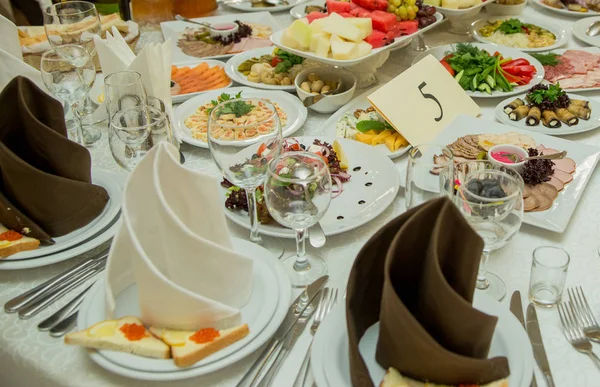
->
[0, 15, 45, 92]
[346, 197, 510, 387]
[106, 142, 253, 331]
[0, 76, 109, 242]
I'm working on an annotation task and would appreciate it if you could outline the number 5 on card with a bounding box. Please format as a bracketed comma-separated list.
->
[367, 55, 480, 146]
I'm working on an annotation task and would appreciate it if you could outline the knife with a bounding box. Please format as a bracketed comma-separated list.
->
[510, 292, 537, 387]
[236, 275, 328, 387]
[526, 303, 555, 387]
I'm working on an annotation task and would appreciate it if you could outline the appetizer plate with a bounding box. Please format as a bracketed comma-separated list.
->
[320, 86, 411, 159]
[227, 0, 308, 12]
[270, 13, 444, 67]
[573, 17, 600, 48]
[540, 47, 600, 92]
[471, 15, 568, 53]
[412, 43, 545, 98]
[3, 169, 123, 261]
[222, 136, 400, 238]
[495, 93, 600, 135]
[311, 292, 534, 387]
[160, 12, 282, 64]
[77, 239, 291, 381]
[171, 59, 233, 104]
[175, 86, 307, 148]
[290, 0, 323, 18]
[530, 0, 600, 17]
[397, 115, 600, 233]
[225, 46, 296, 92]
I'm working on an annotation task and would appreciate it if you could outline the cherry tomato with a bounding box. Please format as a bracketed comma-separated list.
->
[271, 57, 283, 68]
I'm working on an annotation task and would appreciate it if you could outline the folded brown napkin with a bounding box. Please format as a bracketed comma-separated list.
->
[0, 76, 109, 242]
[346, 197, 510, 387]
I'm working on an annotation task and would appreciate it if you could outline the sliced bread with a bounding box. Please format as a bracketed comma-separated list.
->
[0, 225, 40, 258]
[380, 367, 509, 387]
[150, 324, 250, 367]
[65, 316, 170, 359]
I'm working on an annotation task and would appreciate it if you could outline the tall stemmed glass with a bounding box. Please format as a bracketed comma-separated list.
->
[43, 1, 101, 56]
[104, 71, 148, 120]
[264, 152, 332, 287]
[453, 161, 524, 301]
[40, 44, 95, 144]
[208, 98, 283, 244]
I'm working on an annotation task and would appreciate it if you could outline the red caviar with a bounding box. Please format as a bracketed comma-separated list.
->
[190, 328, 220, 344]
[119, 323, 146, 341]
[0, 230, 22, 242]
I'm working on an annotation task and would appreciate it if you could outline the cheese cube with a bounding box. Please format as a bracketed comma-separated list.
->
[346, 18, 373, 40]
[310, 32, 331, 58]
[322, 14, 363, 43]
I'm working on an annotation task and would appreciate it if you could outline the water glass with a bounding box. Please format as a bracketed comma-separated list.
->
[264, 152, 332, 287]
[44, 1, 101, 56]
[104, 71, 148, 120]
[529, 246, 570, 307]
[406, 144, 454, 209]
[147, 96, 179, 150]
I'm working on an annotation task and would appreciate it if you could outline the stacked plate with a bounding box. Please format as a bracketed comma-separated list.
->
[0, 169, 125, 270]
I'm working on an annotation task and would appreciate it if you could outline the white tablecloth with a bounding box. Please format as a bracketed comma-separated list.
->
[1, 4, 600, 387]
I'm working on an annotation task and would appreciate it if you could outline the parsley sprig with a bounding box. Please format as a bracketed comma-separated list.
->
[527, 83, 565, 104]
[207, 91, 255, 118]
[498, 18, 524, 35]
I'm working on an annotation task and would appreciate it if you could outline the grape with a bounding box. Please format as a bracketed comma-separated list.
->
[392, 0, 401, 6]
[416, 0, 423, 5]
[417, 9, 426, 16]
[411, 5, 419, 12]
[426, 6, 436, 15]
[407, 7, 416, 19]
[388, 4, 396, 12]
[398, 5, 408, 19]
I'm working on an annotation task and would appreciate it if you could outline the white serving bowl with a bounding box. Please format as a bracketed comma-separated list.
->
[488, 144, 528, 174]
[486, 2, 527, 15]
[294, 67, 357, 114]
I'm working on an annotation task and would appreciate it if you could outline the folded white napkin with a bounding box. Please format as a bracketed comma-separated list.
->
[0, 15, 46, 92]
[105, 142, 254, 331]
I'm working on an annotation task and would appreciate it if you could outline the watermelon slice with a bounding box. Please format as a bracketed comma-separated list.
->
[364, 30, 393, 48]
[336, 12, 354, 17]
[327, 0, 354, 13]
[370, 10, 397, 32]
[349, 5, 371, 17]
[307, 11, 329, 23]
[351, 0, 388, 11]
[389, 20, 419, 37]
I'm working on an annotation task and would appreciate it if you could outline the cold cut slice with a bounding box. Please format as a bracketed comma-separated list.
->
[529, 192, 554, 212]
[524, 195, 539, 211]
[547, 176, 564, 191]
[540, 148, 561, 155]
[552, 158, 576, 174]
[523, 185, 532, 198]
[532, 183, 559, 200]
[553, 169, 574, 184]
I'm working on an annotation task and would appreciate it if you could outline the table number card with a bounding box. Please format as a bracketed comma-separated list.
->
[367, 54, 480, 146]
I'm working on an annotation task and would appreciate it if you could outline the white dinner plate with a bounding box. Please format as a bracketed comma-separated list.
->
[311, 291, 534, 387]
[222, 136, 400, 238]
[227, 0, 308, 12]
[171, 59, 233, 104]
[4, 169, 123, 260]
[539, 47, 600, 92]
[495, 93, 600, 135]
[413, 43, 545, 98]
[160, 12, 282, 64]
[436, 0, 496, 17]
[290, 0, 323, 18]
[320, 86, 411, 159]
[77, 238, 291, 381]
[530, 0, 600, 17]
[396, 115, 600, 233]
[225, 46, 297, 92]
[471, 16, 568, 53]
[573, 17, 600, 48]
[174, 86, 307, 148]
[270, 13, 444, 67]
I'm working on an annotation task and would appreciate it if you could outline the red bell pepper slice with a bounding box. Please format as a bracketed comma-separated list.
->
[440, 59, 455, 76]
[504, 58, 530, 67]
[502, 65, 536, 77]
[517, 75, 532, 85]
[270, 56, 283, 68]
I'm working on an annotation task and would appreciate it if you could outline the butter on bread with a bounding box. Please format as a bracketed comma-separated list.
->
[0, 225, 40, 258]
[150, 324, 250, 367]
[380, 368, 509, 387]
[65, 316, 170, 359]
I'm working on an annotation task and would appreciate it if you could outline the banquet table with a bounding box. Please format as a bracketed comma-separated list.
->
[1, 3, 600, 387]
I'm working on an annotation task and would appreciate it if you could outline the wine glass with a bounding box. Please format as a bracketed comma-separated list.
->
[104, 71, 148, 120]
[109, 105, 168, 171]
[453, 161, 524, 301]
[43, 1, 101, 56]
[406, 144, 454, 209]
[208, 98, 283, 244]
[40, 44, 96, 144]
[264, 152, 332, 287]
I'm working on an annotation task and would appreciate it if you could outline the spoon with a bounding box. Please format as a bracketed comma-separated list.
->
[308, 222, 326, 248]
[525, 150, 567, 161]
[175, 15, 240, 35]
[587, 21, 600, 36]
[303, 79, 343, 108]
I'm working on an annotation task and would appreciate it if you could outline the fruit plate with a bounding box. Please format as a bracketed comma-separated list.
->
[222, 136, 400, 238]
[171, 59, 233, 104]
[470, 15, 568, 53]
[160, 12, 282, 64]
[320, 86, 411, 159]
[495, 93, 600, 136]
[412, 43, 545, 99]
[530, 0, 600, 18]
[270, 12, 444, 67]
[226, 0, 309, 12]
[174, 86, 307, 149]
[396, 114, 600, 233]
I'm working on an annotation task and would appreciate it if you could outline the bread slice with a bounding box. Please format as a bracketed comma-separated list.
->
[150, 324, 250, 367]
[380, 367, 509, 387]
[65, 316, 170, 359]
[0, 225, 40, 258]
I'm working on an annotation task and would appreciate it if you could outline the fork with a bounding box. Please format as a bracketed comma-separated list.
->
[568, 287, 600, 343]
[557, 301, 600, 368]
[293, 287, 338, 387]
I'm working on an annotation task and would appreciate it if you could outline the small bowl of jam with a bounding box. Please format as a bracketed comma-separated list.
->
[488, 144, 528, 174]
